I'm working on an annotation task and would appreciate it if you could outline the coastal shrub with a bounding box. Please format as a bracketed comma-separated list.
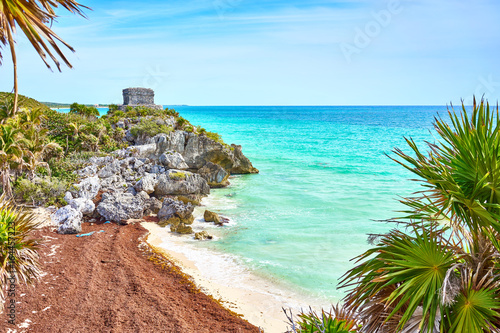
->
[176, 117, 187, 128]
[204, 131, 225, 145]
[339, 98, 500, 332]
[0, 194, 42, 308]
[129, 118, 173, 139]
[14, 176, 70, 206]
[169, 172, 186, 180]
[185, 125, 194, 133]
[108, 104, 119, 112]
[196, 125, 206, 134]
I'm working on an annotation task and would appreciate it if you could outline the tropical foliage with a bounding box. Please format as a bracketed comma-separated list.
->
[285, 305, 361, 333]
[0, 194, 42, 306]
[338, 97, 500, 332]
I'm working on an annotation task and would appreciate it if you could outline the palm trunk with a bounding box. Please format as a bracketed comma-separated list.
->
[6, 25, 18, 115]
[1, 168, 13, 198]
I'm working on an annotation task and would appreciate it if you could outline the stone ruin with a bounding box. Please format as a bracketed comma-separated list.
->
[119, 87, 163, 111]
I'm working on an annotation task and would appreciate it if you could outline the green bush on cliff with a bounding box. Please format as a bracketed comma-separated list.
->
[104, 106, 178, 121]
[129, 118, 173, 139]
[204, 131, 225, 145]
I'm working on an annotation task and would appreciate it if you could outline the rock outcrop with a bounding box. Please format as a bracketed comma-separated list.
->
[52, 206, 83, 234]
[96, 192, 145, 223]
[198, 162, 229, 187]
[154, 170, 210, 197]
[152, 132, 258, 174]
[68, 198, 95, 216]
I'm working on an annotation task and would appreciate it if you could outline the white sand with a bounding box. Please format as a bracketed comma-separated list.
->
[142, 222, 325, 333]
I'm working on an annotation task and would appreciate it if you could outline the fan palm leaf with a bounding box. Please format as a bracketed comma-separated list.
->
[340, 225, 455, 332]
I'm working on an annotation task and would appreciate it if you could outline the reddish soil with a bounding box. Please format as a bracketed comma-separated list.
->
[1, 222, 261, 333]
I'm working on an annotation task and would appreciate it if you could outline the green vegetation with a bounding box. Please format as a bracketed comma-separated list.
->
[0, 92, 50, 113]
[285, 306, 360, 333]
[69, 102, 100, 118]
[0, 194, 42, 308]
[129, 118, 173, 139]
[169, 172, 187, 180]
[335, 98, 500, 332]
[205, 131, 225, 145]
[14, 177, 69, 207]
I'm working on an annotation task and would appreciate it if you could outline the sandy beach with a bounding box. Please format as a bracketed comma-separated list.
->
[143, 221, 326, 333]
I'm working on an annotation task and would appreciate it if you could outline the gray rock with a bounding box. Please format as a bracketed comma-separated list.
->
[77, 164, 98, 177]
[154, 170, 210, 196]
[96, 192, 145, 222]
[63, 191, 73, 203]
[198, 162, 229, 187]
[159, 152, 189, 170]
[155, 134, 170, 155]
[77, 176, 101, 200]
[89, 156, 114, 166]
[129, 144, 157, 158]
[136, 190, 150, 203]
[158, 198, 194, 221]
[126, 187, 137, 195]
[134, 173, 157, 194]
[134, 159, 145, 169]
[98, 160, 121, 178]
[144, 197, 162, 215]
[69, 198, 95, 216]
[52, 206, 83, 234]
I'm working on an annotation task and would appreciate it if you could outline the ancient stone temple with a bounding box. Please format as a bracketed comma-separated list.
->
[119, 87, 163, 110]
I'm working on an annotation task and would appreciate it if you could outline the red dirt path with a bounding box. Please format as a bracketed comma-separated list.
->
[1, 222, 261, 333]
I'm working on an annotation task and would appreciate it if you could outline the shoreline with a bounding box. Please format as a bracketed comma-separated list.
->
[143, 219, 330, 333]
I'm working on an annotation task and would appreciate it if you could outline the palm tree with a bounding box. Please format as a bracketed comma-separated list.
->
[0, 124, 25, 197]
[339, 98, 500, 332]
[0, 0, 88, 113]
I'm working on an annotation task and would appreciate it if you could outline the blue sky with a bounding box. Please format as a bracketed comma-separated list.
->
[0, 0, 499, 105]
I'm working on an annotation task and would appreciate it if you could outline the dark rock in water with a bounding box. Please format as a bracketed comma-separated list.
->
[172, 223, 193, 234]
[195, 231, 213, 240]
[204, 210, 220, 224]
[96, 193, 145, 222]
[157, 198, 195, 233]
[198, 162, 229, 188]
[52, 206, 83, 234]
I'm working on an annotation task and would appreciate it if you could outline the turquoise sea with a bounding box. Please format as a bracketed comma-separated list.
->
[168, 105, 448, 302]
